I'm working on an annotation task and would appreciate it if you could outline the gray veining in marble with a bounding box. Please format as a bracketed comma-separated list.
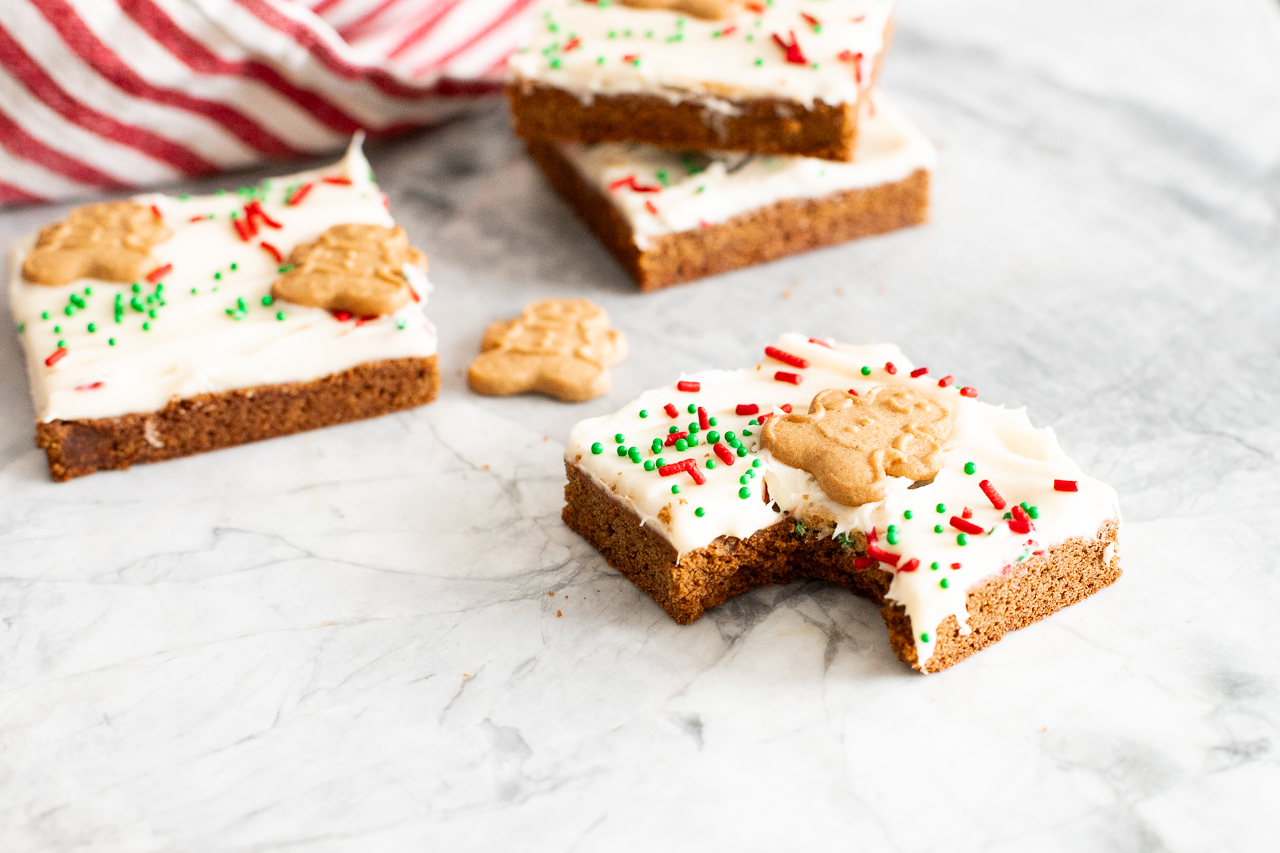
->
[2, 0, 1280, 850]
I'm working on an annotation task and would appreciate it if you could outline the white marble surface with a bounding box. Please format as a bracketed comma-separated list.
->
[3, 0, 1280, 849]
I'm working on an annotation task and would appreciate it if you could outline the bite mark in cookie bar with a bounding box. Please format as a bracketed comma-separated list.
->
[525, 92, 933, 289]
[8, 137, 440, 480]
[508, 0, 894, 160]
[562, 335, 1122, 672]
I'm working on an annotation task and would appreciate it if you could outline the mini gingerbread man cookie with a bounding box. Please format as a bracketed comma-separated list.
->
[271, 223, 426, 316]
[468, 299, 627, 402]
[22, 201, 172, 287]
[618, 0, 739, 20]
[761, 386, 953, 506]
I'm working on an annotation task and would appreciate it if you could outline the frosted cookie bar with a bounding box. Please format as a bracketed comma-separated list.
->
[508, 0, 895, 161]
[562, 334, 1122, 673]
[8, 139, 439, 481]
[525, 92, 932, 289]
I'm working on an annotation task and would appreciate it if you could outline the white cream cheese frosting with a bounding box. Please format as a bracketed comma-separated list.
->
[509, 0, 895, 108]
[8, 138, 438, 423]
[566, 334, 1121, 666]
[557, 91, 933, 248]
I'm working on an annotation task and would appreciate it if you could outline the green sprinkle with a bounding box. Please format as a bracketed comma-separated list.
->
[651, 438, 663, 453]
[706, 459, 716, 469]
[629, 448, 642, 463]
[56, 339, 64, 348]
[695, 507, 705, 517]
[148, 309, 158, 319]
[936, 503, 946, 513]
[931, 562, 939, 570]
[687, 403, 697, 414]
[688, 422, 699, 434]
[53, 325, 61, 333]
[1028, 506, 1040, 519]
[277, 265, 294, 274]
[190, 288, 198, 295]
[739, 475, 749, 485]
[1004, 512, 1013, 520]
[921, 633, 930, 643]
[131, 282, 141, 293]
[741, 428, 752, 436]
[16, 323, 24, 334]
[751, 459, 760, 468]
[261, 295, 273, 306]
[591, 442, 604, 455]
[607, 29, 617, 38]
[644, 460, 655, 471]
[708, 417, 717, 426]
[746, 469, 755, 478]
[617, 446, 628, 457]
[669, 425, 679, 434]
[63, 305, 75, 316]
[861, 365, 871, 376]
[549, 59, 561, 69]
[707, 430, 720, 443]
[957, 533, 968, 546]
[108, 338, 116, 346]
[964, 461, 976, 475]
[886, 525, 899, 545]
[230, 263, 238, 271]
[639, 409, 648, 418]
[41, 312, 49, 320]
[86, 322, 96, 333]
[736, 447, 747, 457]
[724, 431, 736, 442]
[738, 487, 751, 499]
[596, 56, 605, 65]
[686, 434, 698, 446]
[142, 322, 150, 331]
[277, 311, 287, 321]
[614, 433, 625, 443]
[940, 578, 949, 589]
[675, 439, 688, 452]
[178, 193, 190, 200]
[656, 458, 666, 467]
[754, 57, 763, 66]
[935, 524, 944, 533]
[83, 286, 92, 296]
[214, 272, 222, 280]
[904, 510, 914, 519]
[671, 484, 681, 494]
[747, 419, 758, 426]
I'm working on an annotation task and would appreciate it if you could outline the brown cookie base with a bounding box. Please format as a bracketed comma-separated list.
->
[562, 462, 1121, 673]
[35, 356, 440, 482]
[524, 139, 930, 291]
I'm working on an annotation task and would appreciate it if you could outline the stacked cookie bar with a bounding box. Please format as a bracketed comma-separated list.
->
[508, 0, 933, 289]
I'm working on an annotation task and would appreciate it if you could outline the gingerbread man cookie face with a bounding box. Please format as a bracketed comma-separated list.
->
[618, 0, 740, 20]
[271, 224, 426, 317]
[468, 299, 627, 402]
[761, 386, 953, 507]
[23, 201, 172, 288]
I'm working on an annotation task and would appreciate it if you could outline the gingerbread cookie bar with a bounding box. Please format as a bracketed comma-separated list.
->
[562, 334, 1122, 673]
[527, 92, 932, 290]
[8, 138, 439, 482]
[508, 0, 895, 161]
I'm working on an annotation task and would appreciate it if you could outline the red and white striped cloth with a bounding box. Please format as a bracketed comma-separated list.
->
[0, 0, 535, 206]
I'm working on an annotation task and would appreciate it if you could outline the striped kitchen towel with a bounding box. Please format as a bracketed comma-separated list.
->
[0, 0, 534, 205]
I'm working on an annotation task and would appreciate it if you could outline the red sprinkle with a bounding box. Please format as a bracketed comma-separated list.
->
[1009, 506, 1032, 534]
[866, 542, 900, 567]
[910, 367, 929, 378]
[686, 463, 706, 486]
[979, 479, 1006, 510]
[232, 216, 255, 242]
[713, 442, 736, 466]
[745, 1, 764, 11]
[853, 556, 873, 569]
[697, 406, 710, 430]
[1054, 479, 1079, 492]
[807, 337, 832, 348]
[780, 404, 793, 413]
[44, 347, 67, 367]
[245, 200, 282, 229]
[764, 345, 809, 369]
[321, 176, 353, 185]
[658, 461, 687, 477]
[150, 204, 162, 221]
[847, 389, 859, 396]
[664, 403, 679, 418]
[1012, 505, 1030, 524]
[938, 375, 954, 388]
[288, 182, 314, 206]
[562, 36, 580, 52]
[609, 174, 661, 193]
[644, 199, 658, 215]
[962, 507, 973, 519]
[950, 516, 984, 535]
[146, 263, 172, 283]
[774, 371, 801, 385]
[837, 49, 865, 83]
[260, 241, 283, 263]
[800, 12, 820, 29]
[898, 558, 920, 573]
[664, 431, 689, 447]
[75, 381, 103, 391]
[409, 286, 420, 303]
[677, 381, 700, 392]
[622, 53, 641, 64]
[960, 387, 978, 398]
[719, 25, 737, 36]
[951, 562, 961, 570]
[736, 403, 759, 416]
[756, 412, 773, 424]
[188, 215, 204, 222]
[353, 315, 378, 326]
[771, 30, 808, 65]
[332, 310, 352, 322]
[884, 362, 897, 375]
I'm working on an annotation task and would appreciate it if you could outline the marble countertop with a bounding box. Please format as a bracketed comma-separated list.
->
[3, 0, 1280, 849]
